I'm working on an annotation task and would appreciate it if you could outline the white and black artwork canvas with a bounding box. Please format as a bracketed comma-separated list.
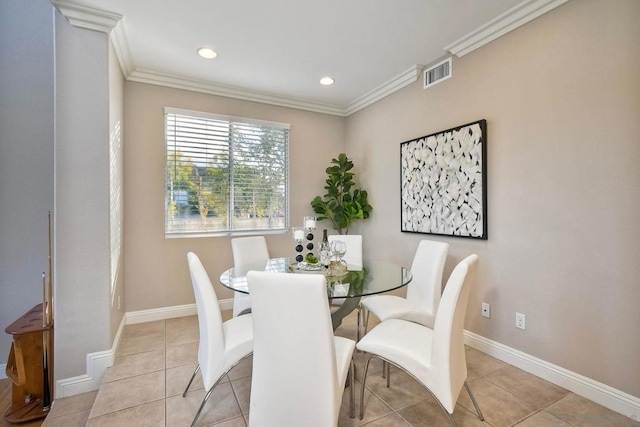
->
[400, 120, 487, 239]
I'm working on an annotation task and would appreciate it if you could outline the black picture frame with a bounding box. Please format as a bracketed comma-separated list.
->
[400, 119, 487, 239]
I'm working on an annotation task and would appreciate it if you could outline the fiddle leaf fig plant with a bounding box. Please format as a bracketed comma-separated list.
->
[310, 153, 372, 235]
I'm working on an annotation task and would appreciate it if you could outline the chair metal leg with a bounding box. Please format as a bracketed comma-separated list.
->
[349, 358, 356, 418]
[356, 306, 362, 342]
[192, 386, 215, 427]
[363, 310, 370, 335]
[359, 356, 373, 420]
[443, 408, 456, 426]
[187, 353, 253, 426]
[361, 355, 461, 426]
[191, 373, 229, 426]
[464, 382, 484, 421]
[183, 364, 201, 397]
[386, 361, 390, 388]
[381, 359, 391, 387]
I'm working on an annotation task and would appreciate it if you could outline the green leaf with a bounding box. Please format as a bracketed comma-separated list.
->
[309, 153, 372, 234]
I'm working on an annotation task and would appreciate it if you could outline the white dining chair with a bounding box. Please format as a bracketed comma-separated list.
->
[247, 270, 356, 426]
[360, 240, 449, 336]
[184, 252, 254, 427]
[231, 236, 270, 317]
[357, 254, 483, 425]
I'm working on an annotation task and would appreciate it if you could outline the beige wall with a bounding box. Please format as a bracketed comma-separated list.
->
[345, 0, 640, 397]
[123, 82, 345, 310]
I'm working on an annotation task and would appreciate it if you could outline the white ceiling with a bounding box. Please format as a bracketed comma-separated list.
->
[53, 0, 567, 115]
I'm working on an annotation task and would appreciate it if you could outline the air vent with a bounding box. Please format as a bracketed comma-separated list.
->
[423, 57, 452, 89]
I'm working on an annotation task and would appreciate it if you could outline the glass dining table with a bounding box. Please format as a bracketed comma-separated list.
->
[219, 257, 413, 330]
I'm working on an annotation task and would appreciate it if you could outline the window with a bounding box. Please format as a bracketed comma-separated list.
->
[165, 107, 289, 237]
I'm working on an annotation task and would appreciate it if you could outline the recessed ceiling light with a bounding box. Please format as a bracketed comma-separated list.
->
[320, 76, 335, 86]
[197, 47, 217, 59]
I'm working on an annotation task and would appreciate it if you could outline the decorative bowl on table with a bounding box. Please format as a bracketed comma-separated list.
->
[289, 261, 323, 272]
[328, 259, 348, 275]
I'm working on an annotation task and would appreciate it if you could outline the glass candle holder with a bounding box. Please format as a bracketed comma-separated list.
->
[303, 216, 316, 231]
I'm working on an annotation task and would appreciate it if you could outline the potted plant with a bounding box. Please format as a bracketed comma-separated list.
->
[310, 153, 372, 235]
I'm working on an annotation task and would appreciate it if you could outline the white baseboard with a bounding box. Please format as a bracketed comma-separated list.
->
[54, 349, 114, 399]
[464, 330, 640, 422]
[0, 363, 6, 380]
[125, 303, 197, 324]
[125, 299, 233, 324]
[52, 299, 233, 398]
[55, 315, 126, 399]
[51, 302, 638, 422]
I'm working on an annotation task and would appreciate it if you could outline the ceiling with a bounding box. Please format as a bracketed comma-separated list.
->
[53, 0, 567, 115]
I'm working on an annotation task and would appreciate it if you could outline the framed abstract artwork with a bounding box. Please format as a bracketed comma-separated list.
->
[400, 119, 487, 239]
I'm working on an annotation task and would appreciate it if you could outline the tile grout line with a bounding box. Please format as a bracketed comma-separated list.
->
[474, 364, 578, 427]
[479, 364, 570, 407]
[69, 312, 638, 427]
[229, 376, 244, 419]
[164, 319, 168, 427]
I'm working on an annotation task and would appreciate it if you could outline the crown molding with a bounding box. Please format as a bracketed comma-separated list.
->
[127, 65, 423, 117]
[49, 0, 420, 117]
[51, 0, 122, 34]
[128, 69, 346, 116]
[109, 21, 135, 77]
[51, 1, 134, 78]
[51, 0, 568, 116]
[344, 65, 422, 116]
[445, 0, 569, 57]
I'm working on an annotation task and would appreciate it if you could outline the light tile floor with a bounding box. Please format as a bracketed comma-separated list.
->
[42, 310, 639, 426]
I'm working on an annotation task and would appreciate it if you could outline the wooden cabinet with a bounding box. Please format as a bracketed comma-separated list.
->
[4, 304, 53, 423]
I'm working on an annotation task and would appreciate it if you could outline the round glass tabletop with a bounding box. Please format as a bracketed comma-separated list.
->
[219, 257, 412, 300]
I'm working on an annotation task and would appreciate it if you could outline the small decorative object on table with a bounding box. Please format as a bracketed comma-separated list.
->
[329, 240, 348, 276]
[319, 229, 330, 269]
[303, 216, 316, 258]
[292, 217, 321, 269]
[292, 227, 305, 263]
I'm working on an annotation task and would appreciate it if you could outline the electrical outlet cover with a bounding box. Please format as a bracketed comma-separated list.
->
[516, 312, 526, 329]
[482, 302, 491, 318]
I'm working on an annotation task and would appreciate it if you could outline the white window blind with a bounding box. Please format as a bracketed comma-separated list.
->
[165, 107, 289, 237]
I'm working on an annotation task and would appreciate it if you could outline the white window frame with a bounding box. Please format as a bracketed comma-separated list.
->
[164, 107, 290, 238]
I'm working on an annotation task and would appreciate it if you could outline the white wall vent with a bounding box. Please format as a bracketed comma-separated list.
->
[423, 57, 452, 89]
